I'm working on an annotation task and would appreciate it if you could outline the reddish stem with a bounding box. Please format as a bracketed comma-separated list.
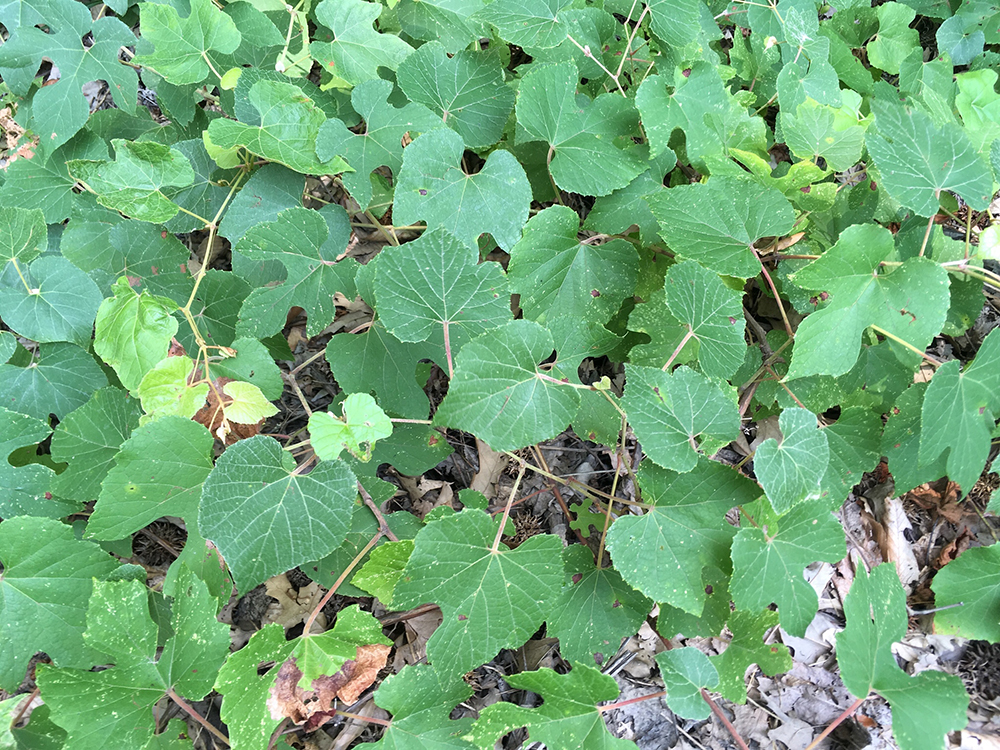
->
[303, 530, 382, 636]
[598, 689, 666, 713]
[700, 689, 750, 750]
[803, 696, 866, 750]
[167, 688, 230, 747]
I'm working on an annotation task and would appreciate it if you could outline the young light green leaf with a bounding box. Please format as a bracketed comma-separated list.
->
[235, 206, 358, 338]
[731, 500, 846, 636]
[396, 42, 514, 148]
[837, 564, 968, 750]
[88, 416, 214, 540]
[137, 356, 210, 421]
[132, 0, 241, 85]
[664, 260, 746, 380]
[393, 508, 563, 676]
[788, 224, 949, 378]
[654, 647, 719, 721]
[930, 542, 1000, 641]
[309, 393, 393, 462]
[868, 3, 919, 74]
[351, 540, 414, 606]
[867, 96, 993, 216]
[286, 604, 392, 690]
[200, 435, 358, 592]
[311, 0, 414, 86]
[394, 129, 531, 251]
[919, 326, 1000, 495]
[0, 256, 102, 346]
[68, 140, 196, 223]
[0, 343, 108, 421]
[434, 320, 580, 452]
[315, 79, 442, 210]
[710, 609, 791, 703]
[621, 365, 739, 473]
[646, 176, 796, 278]
[219, 381, 278, 425]
[474, 665, 632, 750]
[0, 207, 45, 264]
[508, 205, 639, 325]
[210, 338, 284, 402]
[781, 96, 868, 172]
[94, 277, 179, 392]
[606, 459, 762, 615]
[754, 407, 829, 515]
[0, 516, 118, 690]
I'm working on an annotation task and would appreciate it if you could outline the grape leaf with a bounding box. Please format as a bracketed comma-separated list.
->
[0, 516, 118, 689]
[515, 61, 646, 196]
[657, 566, 732, 639]
[819, 407, 881, 507]
[94, 277, 179, 392]
[397, 0, 487, 53]
[883, 383, 948, 494]
[664, 260, 746, 379]
[654, 647, 719, 721]
[309, 393, 393, 461]
[626, 286, 698, 369]
[207, 81, 350, 176]
[549, 545, 653, 667]
[199, 435, 358, 593]
[352, 540, 414, 606]
[788, 224, 950, 378]
[868, 2, 919, 75]
[163, 139, 239, 234]
[710, 609, 791, 703]
[137, 356, 210, 422]
[394, 129, 531, 251]
[472, 664, 633, 750]
[931, 542, 1000, 641]
[393, 508, 563, 676]
[474, 0, 574, 48]
[50, 387, 142, 505]
[645, 176, 796, 278]
[837, 564, 968, 750]
[218, 164, 304, 244]
[606, 459, 762, 615]
[0, 343, 108, 421]
[754, 407, 830, 515]
[434, 320, 580, 452]
[366, 664, 475, 750]
[87, 416, 215, 540]
[919, 326, 1000, 495]
[312, 0, 414, 86]
[396, 42, 514, 148]
[210, 337, 284, 402]
[38, 568, 230, 750]
[508, 205, 639, 325]
[0, 256, 102, 346]
[68, 140, 196, 223]
[132, 0, 241, 85]
[0, 207, 45, 264]
[5, 134, 107, 223]
[374, 226, 510, 346]
[584, 155, 677, 246]
[731, 499, 846, 636]
[781, 96, 868, 172]
[621, 365, 739, 473]
[867, 95, 993, 216]
[220, 381, 278, 425]
[315, 79, 442, 210]
[0, 406, 74, 519]
[235, 206, 358, 338]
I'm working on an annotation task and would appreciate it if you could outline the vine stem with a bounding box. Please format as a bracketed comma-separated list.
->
[868, 325, 943, 366]
[754, 247, 795, 338]
[917, 210, 936, 258]
[442, 321, 455, 380]
[167, 688, 230, 747]
[596, 411, 628, 568]
[802, 696, 866, 750]
[358, 481, 398, 542]
[302, 530, 382, 636]
[597, 689, 665, 713]
[491, 461, 526, 553]
[700, 689, 751, 750]
[662, 328, 695, 371]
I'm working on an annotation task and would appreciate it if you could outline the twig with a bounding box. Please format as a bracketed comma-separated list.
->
[302, 530, 382, 636]
[700, 689, 751, 750]
[167, 688, 230, 747]
[358, 481, 398, 542]
[802, 695, 866, 750]
[491, 462, 527, 553]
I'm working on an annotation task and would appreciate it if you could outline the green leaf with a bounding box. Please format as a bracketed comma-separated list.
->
[883, 383, 948, 494]
[781, 96, 868, 172]
[508, 205, 639, 325]
[472, 664, 633, 750]
[132, 0, 241, 85]
[788, 224, 950, 378]
[710, 609, 791, 703]
[315, 79, 442, 210]
[606, 459, 762, 615]
[311, 0, 414, 86]
[731, 500, 845, 636]
[217, 164, 304, 244]
[754, 407, 829, 514]
[867, 96, 994, 216]
[515, 61, 645, 196]
[366, 664, 475, 750]
[374, 226, 510, 345]
[0, 343, 108, 421]
[38, 568, 230, 749]
[919, 327, 1000, 494]
[0, 256, 102, 346]
[207, 81, 350, 176]
[837, 564, 968, 750]
[0, 516, 118, 690]
[0, 406, 74, 519]
[220, 381, 278, 425]
[0, 207, 45, 264]
[68, 140, 196, 223]
[868, 3, 919, 75]
[393, 508, 563, 675]
[397, 0, 487, 53]
[289, 604, 392, 688]
[664, 260, 747, 379]
[163, 139, 239, 234]
[654, 647, 719, 720]
[199, 435, 358, 592]
[352, 540, 414, 606]
[646, 176, 796, 278]
[820, 407, 881, 506]
[626, 286, 698, 369]
[621, 365, 739, 473]
[394, 128, 531, 251]
[434, 320, 580, 452]
[88, 416, 215, 540]
[549, 545, 653, 667]
[137, 356, 210, 422]
[94, 277, 179, 392]
[474, 0, 574, 48]
[931, 542, 1000, 641]
[309, 393, 393, 461]
[235, 206, 358, 338]
[50, 387, 142, 505]
[397, 42, 514, 148]
[210, 337, 284, 402]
